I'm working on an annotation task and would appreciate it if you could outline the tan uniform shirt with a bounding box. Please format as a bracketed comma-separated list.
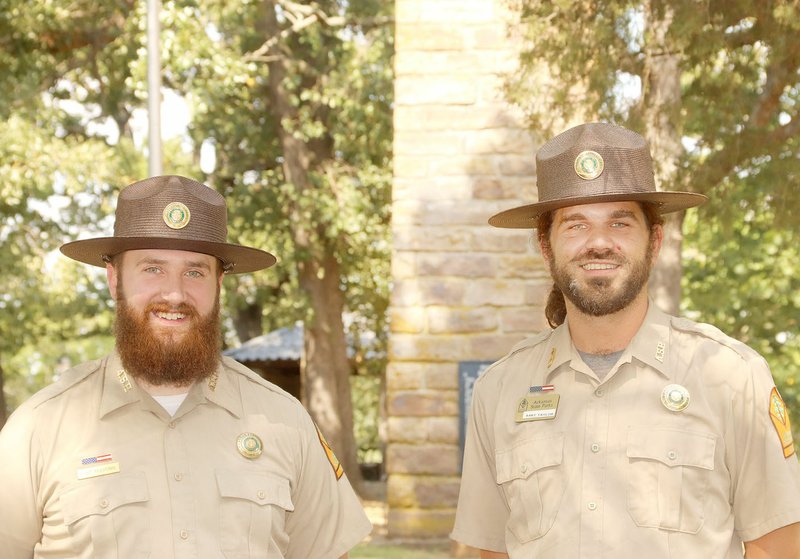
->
[452, 304, 800, 558]
[0, 353, 371, 559]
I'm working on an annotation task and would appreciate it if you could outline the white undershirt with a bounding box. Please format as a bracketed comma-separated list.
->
[152, 393, 189, 416]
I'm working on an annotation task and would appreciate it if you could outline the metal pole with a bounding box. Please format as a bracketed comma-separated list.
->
[147, 0, 163, 176]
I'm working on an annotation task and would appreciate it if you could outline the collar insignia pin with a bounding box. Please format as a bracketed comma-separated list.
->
[661, 384, 690, 412]
[655, 341, 666, 363]
[547, 347, 557, 368]
[117, 370, 132, 392]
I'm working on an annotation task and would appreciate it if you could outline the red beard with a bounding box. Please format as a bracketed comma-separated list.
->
[114, 294, 222, 387]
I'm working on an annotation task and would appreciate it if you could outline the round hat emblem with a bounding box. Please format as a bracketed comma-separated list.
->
[236, 432, 263, 459]
[163, 202, 191, 229]
[574, 150, 605, 180]
[661, 384, 690, 412]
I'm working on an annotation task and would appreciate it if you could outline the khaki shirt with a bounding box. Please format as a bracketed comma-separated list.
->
[0, 353, 371, 559]
[452, 304, 800, 558]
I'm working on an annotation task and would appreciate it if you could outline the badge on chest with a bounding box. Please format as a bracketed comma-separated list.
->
[515, 385, 560, 422]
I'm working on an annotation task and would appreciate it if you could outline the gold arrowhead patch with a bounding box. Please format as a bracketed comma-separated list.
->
[316, 425, 344, 480]
[769, 387, 795, 459]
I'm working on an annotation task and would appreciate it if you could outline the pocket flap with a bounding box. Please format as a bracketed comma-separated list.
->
[627, 428, 716, 469]
[60, 471, 149, 525]
[496, 433, 564, 484]
[216, 470, 295, 511]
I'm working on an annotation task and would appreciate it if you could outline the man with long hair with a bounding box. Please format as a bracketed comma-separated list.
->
[451, 123, 800, 558]
[0, 175, 370, 558]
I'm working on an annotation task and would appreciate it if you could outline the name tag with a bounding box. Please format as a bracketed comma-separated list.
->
[77, 462, 121, 480]
[515, 394, 560, 422]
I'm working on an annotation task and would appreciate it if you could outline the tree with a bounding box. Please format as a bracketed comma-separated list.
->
[161, 0, 393, 489]
[506, 0, 800, 428]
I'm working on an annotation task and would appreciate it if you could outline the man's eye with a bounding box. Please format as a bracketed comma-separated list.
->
[144, 266, 161, 274]
[186, 270, 204, 278]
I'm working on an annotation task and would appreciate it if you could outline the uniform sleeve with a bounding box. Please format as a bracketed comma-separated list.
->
[451, 376, 508, 552]
[0, 406, 43, 558]
[284, 410, 371, 559]
[730, 354, 800, 541]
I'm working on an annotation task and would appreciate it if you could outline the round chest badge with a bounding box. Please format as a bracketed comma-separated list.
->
[236, 432, 263, 459]
[574, 150, 605, 180]
[661, 384, 690, 412]
[163, 202, 191, 229]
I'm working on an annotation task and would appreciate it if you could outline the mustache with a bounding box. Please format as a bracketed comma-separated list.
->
[571, 249, 627, 265]
[143, 302, 199, 318]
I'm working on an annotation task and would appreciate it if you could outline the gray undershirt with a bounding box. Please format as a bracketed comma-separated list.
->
[578, 350, 624, 381]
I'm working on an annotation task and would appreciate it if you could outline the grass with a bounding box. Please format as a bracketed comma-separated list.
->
[350, 542, 453, 559]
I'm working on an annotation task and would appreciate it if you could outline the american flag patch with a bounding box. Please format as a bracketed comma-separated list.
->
[529, 385, 555, 393]
[81, 453, 112, 465]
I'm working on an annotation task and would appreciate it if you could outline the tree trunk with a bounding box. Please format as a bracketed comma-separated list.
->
[232, 302, 265, 344]
[642, 0, 685, 315]
[0, 360, 7, 430]
[258, 0, 363, 492]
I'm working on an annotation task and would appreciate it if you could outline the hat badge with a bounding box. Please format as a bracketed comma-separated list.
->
[574, 150, 604, 180]
[163, 202, 191, 229]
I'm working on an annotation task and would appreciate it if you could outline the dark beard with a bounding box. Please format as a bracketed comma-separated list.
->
[550, 243, 654, 317]
[114, 292, 222, 387]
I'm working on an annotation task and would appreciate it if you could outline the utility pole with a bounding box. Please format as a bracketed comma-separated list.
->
[147, 0, 163, 176]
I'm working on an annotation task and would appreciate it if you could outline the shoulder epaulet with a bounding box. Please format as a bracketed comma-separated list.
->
[670, 316, 760, 362]
[479, 329, 555, 380]
[29, 358, 103, 409]
[221, 356, 298, 402]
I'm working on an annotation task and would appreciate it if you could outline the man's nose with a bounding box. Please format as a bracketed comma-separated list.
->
[160, 275, 187, 304]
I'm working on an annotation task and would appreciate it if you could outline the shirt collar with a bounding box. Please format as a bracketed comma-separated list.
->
[99, 352, 243, 419]
[543, 300, 672, 382]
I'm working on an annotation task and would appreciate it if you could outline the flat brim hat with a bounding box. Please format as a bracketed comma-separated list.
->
[489, 122, 707, 228]
[60, 175, 276, 273]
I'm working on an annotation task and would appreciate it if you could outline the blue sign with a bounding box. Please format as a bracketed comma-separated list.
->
[458, 360, 495, 471]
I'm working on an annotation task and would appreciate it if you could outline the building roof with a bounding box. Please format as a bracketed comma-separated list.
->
[223, 322, 383, 363]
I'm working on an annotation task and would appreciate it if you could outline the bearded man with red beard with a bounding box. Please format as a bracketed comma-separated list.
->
[0, 175, 370, 559]
[451, 123, 800, 559]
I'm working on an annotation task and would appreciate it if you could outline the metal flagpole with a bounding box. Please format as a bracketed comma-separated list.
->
[147, 0, 163, 176]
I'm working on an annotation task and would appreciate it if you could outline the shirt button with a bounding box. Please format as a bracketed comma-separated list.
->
[179, 530, 189, 540]
[588, 502, 598, 511]
[257, 490, 266, 500]
[99, 499, 109, 509]
[594, 388, 605, 397]
[591, 443, 600, 453]
[174, 472, 183, 481]
[668, 450, 677, 460]
[521, 463, 529, 474]
[168, 421, 177, 429]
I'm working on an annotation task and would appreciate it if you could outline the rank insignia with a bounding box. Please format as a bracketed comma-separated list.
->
[547, 347, 557, 368]
[163, 202, 191, 229]
[236, 432, 263, 459]
[316, 425, 344, 480]
[769, 387, 795, 458]
[574, 150, 604, 180]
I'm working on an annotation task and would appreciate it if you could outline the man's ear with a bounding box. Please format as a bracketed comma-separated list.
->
[107, 262, 119, 301]
[538, 236, 553, 274]
[649, 224, 664, 267]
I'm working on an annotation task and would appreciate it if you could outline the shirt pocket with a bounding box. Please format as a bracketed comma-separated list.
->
[495, 433, 565, 543]
[59, 471, 150, 559]
[216, 469, 295, 559]
[626, 427, 716, 533]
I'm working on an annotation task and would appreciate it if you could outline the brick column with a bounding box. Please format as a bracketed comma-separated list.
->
[387, 0, 550, 539]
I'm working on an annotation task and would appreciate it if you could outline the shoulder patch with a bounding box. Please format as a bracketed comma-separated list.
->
[769, 387, 795, 458]
[315, 424, 344, 480]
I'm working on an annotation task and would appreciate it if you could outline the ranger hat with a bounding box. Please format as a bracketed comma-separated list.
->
[488, 122, 707, 228]
[60, 175, 276, 273]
